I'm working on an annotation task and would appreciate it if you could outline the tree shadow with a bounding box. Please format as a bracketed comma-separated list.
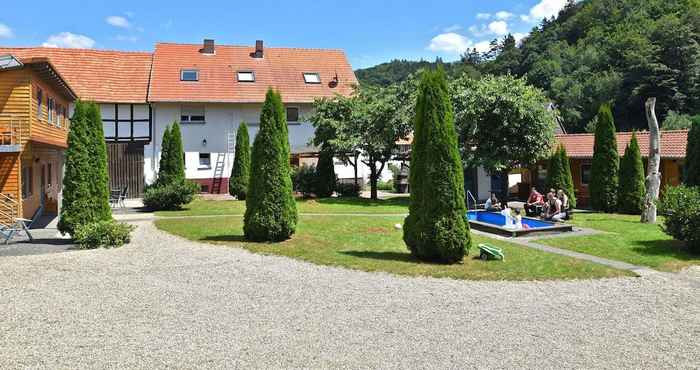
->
[632, 239, 699, 259]
[340, 250, 418, 263]
[201, 235, 247, 243]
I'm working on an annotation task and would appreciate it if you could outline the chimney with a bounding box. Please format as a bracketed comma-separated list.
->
[200, 39, 215, 54]
[254, 40, 264, 58]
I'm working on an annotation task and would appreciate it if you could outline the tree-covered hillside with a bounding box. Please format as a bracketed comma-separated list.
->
[355, 59, 479, 87]
[355, 0, 700, 133]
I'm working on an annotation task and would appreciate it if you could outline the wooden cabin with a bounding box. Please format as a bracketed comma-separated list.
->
[0, 55, 76, 225]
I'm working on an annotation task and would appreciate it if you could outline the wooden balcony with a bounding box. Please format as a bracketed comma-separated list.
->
[0, 116, 23, 152]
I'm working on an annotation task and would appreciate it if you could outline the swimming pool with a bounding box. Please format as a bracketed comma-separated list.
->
[466, 210, 573, 237]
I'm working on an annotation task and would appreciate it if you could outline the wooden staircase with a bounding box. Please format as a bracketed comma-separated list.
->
[0, 193, 19, 228]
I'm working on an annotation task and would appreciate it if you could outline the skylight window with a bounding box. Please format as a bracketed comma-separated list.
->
[181, 69, 199, 81]
[237, 71, 255, 82]
[303, 72, 321, 84]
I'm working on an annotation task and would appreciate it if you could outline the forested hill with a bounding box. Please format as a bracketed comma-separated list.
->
[354, 59, 476, 86]
[355, 0, 700, 133]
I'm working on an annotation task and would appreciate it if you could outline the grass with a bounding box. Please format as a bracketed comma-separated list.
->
[535, 213, 700, 272]
[155, 214, 630, 281]
[155, 197, 410, 217]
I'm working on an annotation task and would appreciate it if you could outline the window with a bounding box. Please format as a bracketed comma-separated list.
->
[181, 105, 205, 124]
[237, 71, 255, 82]
[198, 153, 211, 168]
[56, 105, 62, 127]
[48, 163, 52, 186]
[303, 72, 321, 84]
[21, 166, 33, 199]
[286, 107, 299, 122]
[181, 69, 199, 81]
[47, 97, 55, 124]
[36, 88, 43, 118]
[581, 164, 592, 185]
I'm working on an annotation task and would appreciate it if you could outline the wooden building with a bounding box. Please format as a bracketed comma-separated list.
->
[526, 130, 688, 208]
[0, 55, 76, 224]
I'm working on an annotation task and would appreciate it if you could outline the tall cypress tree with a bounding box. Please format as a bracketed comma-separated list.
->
[559, 147, 576, 209]
[229, 122, 251, 199]
[314, 146, 336, 198]
[403, 68, 470, 263]
[168, 122, 185, 183]
[618, 133, 646, 214]
[685, 116, 700, 186]
[58, 101, 110, 235]
[85, 102, 112, 221]
[244, 89, 297, 241]
[546, 147, 564, 191]
[590, 104, 619, 212]
[156, 125, 172, 186]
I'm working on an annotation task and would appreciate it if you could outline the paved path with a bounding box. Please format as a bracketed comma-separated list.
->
[1, 221, 698, 369]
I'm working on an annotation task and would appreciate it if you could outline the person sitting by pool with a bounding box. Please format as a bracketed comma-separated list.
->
[524, 187, 545, 216]
[557, 189, 571, 220]
[484, 193, 502, 211]
[544, 192, 566, 222]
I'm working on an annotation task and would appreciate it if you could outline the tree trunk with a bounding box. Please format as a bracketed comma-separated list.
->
[369, 163, 378, 200]
[641, 98, 661, 224]
[353, 152, 359, 188]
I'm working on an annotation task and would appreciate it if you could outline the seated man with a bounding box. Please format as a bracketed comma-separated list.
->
[524, 187, 545, 216]
[544, 192, 566, 222]
[484, 193, 501, 211]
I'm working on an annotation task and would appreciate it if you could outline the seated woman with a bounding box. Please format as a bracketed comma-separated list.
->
[524, 187, 545, 216]
[484, 193, 502, 211]
[543, 192, 565, 221]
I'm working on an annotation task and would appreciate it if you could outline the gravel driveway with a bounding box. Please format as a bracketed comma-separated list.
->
[1, 221, 698, 369]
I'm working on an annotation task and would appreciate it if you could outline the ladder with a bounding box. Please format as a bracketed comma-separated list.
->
[0, 193, 19, 228]
[211, 153, 226, 194]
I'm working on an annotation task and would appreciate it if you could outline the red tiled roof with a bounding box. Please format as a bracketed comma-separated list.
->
[148, 43, 357, 103]
[0, 47, 152, 103]
[556, 130, 689, 159]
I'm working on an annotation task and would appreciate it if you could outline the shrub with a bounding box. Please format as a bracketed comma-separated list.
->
[59, 101, 112, 236]
[244, 89, 298, 241]
[617, 133, 646, 214]
[403, 68, 470, 263]
[658, 185, 700, 253]
[336, 182, 360, 197]
[545, 146, 576, 208]
[377, 180, 394, 191]
[293, 164, 317, 197]
[315, 147, 336, 198]
[74, 220, 135, 249]
[589, 103, 619, 212]
[229, 122, 251, 199]
[685, 116, 700, 186]
[143, 180, 200, 210]
[388, 163, 402, 193]
[156, 122, 185, 187]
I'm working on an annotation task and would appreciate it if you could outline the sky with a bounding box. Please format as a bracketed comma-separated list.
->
[1, 0, 568, 69]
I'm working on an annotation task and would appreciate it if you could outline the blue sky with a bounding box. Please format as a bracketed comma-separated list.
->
[0, 0, 567, 69]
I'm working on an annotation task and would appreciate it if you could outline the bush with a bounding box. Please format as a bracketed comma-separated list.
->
[229, 122, 251, 199]
[337, 182, 360, 197]
[546, 146, 576, 208]
[658, 185, 700, 253]
[74, 220, 135, 249]
[403, 68, 470, 263]
[617, 133, 646, 214]
[315, 147, 336, 198]
[293, 164, 317, 197]
[589, 103, 619, 212]
[244, 89, 298, 241]
[143, 180, 199, 210]
[388, 163, 402, 193]
[685, 116, 700, 186]
[377, 180, 394, 191]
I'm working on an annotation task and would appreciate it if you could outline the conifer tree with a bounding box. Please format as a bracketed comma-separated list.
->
[590, 104, 619, 212]
[156, 125, 172, 187]
[314, 146, 336, 198]
[685, 116, 700, 186]
[244, 89, 297, 241]
[229, 122, 251, 199]
[618, 132, 646, 214]
[168, 122, 185, 183]
[403, 68, 470, 263]
[559, 147, 576, 209]
[85, 102, 112, 221]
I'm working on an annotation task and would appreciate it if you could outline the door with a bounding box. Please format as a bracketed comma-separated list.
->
[106, 142, 145, 197]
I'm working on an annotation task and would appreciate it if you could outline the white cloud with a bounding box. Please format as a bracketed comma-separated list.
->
[106, 15, 131, 28]
[443, 24, 462, 33]
[42, 32, 95, 48]
[495, 11, 514, 20]
[513, 32, 528, 45]
[0, 23, 13, 38]
[473, 40, 492, 53]
[428, 32, 471, 54]
[488, 20, 509, 36]
[476, 13, 491, 20]
[521, 0, 568, 22]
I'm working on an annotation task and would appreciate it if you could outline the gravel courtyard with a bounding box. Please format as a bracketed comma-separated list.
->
[1, 221, 698, 369]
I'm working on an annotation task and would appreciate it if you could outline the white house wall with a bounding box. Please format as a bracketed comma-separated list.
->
[146, 102, 316, 184]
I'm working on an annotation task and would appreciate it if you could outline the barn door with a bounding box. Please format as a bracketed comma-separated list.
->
[106, 142, 145, 198]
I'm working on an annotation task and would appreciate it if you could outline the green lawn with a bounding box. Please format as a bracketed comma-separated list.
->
[155, 197, 410, 217]
[155, 214, 629, 281]
[536, 213, 700, 272]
